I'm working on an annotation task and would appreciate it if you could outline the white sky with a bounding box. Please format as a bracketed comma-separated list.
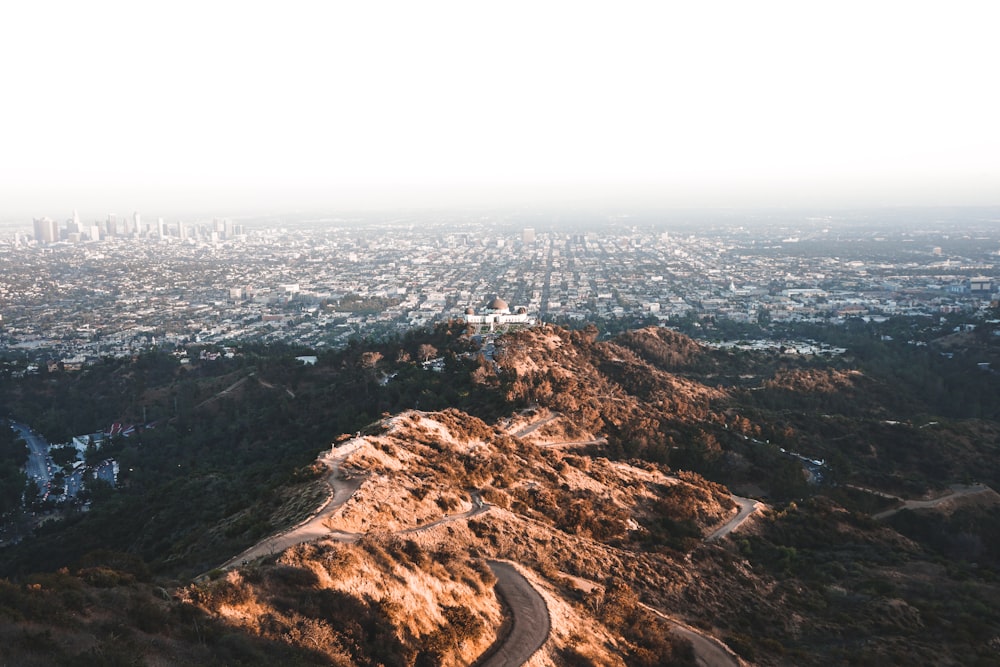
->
[1, 0, 998, 218]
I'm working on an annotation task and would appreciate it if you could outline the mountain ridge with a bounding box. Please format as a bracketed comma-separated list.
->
[2, 322, 1000, 664]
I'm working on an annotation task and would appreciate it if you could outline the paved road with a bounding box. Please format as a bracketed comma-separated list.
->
[64, 468, 84, 497]
[10, 421, 53, 494]
[873, 483, 992, 520]
[506, 411, 750, 664]
[640, 603, 741, 667]
[482, 561, 550, 667]
[93, 459, 117, 485]
[213, 437, 554, 665]
[559, 571, 741, 667]
[705, 495, 760, 543]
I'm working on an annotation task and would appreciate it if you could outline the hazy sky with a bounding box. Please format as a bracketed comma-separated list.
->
[2, 1, 998, 219]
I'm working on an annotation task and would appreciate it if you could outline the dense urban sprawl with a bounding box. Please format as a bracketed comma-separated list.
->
[2, 211, 999, 368]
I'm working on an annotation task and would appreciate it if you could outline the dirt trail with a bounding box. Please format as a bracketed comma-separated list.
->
[322, 503, 493, 543]
[510, 411, 761, 543]
[873, 483, 992, 520]
[510, 412, 561, 438]
[218, 438, 364, 569]
[844, 484, 903, 501]
[536, 438, 607, 449]
[195, 373, 255, 409]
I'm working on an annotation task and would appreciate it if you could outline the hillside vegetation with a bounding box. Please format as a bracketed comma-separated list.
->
[1, 322, 999, 665]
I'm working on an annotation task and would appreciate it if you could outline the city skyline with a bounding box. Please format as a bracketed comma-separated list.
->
[2, 1, 998, 220]
[4, 215, 1000, 364]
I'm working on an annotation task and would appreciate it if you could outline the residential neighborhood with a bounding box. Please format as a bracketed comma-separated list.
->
[1, 210, 999, 370]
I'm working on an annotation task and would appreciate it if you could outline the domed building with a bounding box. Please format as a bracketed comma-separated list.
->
[486, 297, 509, 313]
[464, 295, 534, 332]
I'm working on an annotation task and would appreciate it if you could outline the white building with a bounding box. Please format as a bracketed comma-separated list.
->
[464, 296, 534, 332]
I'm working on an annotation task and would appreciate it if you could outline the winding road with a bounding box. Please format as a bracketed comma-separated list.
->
[211, 435, 552, 666]
[215, 413, 765, 667]
[508, 411, 754, 666]
[640, 604, 742, 667]
[481, 561, 551, 667]
[705, 495, 761, 543]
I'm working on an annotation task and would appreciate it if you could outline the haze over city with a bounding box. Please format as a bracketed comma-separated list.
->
[8, 5, 1000, 665]
[3, 0, 998, 222]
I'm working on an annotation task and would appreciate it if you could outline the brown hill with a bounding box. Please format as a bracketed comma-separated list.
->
[5, 324, 1000, 666]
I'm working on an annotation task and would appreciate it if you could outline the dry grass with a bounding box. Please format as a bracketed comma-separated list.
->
[182, 537, 502, 667]
[178, 408, 736, 665]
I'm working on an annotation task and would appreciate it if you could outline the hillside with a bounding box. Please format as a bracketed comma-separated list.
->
[496, 325, 1000, 497]
[2, 323, 1000, 665]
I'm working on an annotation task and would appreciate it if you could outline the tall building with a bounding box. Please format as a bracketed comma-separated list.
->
[32, 217, 58, 244]
[522, 227, 536, 244]
[970, 277, 993, 295]
[213, 217, 234, 239]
